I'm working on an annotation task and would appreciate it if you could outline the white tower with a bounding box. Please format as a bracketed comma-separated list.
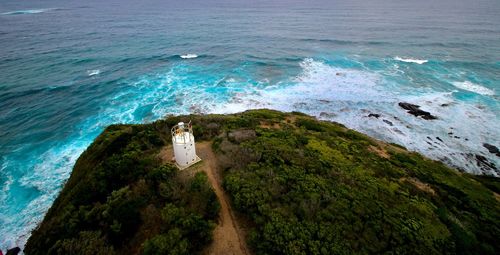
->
[171, 121, 201, 169]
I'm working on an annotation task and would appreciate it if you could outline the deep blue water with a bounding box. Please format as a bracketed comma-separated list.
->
[0, 0, 499, 250]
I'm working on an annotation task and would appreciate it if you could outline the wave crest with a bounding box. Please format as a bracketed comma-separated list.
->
[87, 69, 100, 76]
[2, 8, 54, 15]
[394, 56, 428, 64]
[180, 54, 198, 59]
[452, 81, 494, 96]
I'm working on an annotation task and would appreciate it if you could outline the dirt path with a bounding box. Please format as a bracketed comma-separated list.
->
[160, 142, 250, 255]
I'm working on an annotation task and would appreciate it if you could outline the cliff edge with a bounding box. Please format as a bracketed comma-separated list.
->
[25, 110, 500, 254]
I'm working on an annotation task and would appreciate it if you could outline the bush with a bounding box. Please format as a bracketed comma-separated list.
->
[25, 109, 499, 255]
[216, 111, 500, 255]
[142, 229, 189, 255]
[25, 119, 219, 255]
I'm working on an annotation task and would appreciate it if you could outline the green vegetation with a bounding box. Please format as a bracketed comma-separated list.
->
[26, 109, 499, 255]
[25, 124, 219, 254]
[215, 110, 500, 255]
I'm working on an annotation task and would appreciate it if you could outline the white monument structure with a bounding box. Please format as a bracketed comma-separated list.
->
[171, 121, 201, 169]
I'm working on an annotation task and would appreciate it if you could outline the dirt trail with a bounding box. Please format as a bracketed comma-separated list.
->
[160, 142, 250, 255]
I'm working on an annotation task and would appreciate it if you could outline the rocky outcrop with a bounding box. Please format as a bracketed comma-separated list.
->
[484, 143, 500, 157]
[6, 247, 21, 255]
[398, 102, 437, 120]
[383, 119, 394, 126]
[475, 154, 497, 171]
[320, 112, 336, 118]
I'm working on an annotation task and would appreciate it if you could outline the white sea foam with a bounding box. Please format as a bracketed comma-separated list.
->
[394, 56, 428, 64]
[87, 69, 100, 76]
[452, 81, 495, 96]
[2, 8, 54, 15]
[211, 58, 390, 114]
[0, 139, 88, 251]
[211, 58, 499, 176]
[2, 58, 498, 250]
[0, 164, 13, 207]
[180, 54, 198, 59]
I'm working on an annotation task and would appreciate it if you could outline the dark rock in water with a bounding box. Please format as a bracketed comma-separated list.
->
[427, 136, 432, 140]
[383, 119, 393, 126]
[394, 128, 404, 135]
[293, 102, 307, 108]
[436, 137, 443, 143]
[454, 136, 460, 139]
[368, 113, 380, 118]
[319, 99, 331, 103]
[189, 104, 203, 114]
[398, 102, 437, 120]
[6, 247, 21, 255]
[320, 112, 336, 118]
[448, 132, 453, 135]
[399, 102, 419, 111]
[483, 143, 500, 157]
[440, 103, 450, 107]
[228, 129, 256, 143]
[475, 154, 497, 171]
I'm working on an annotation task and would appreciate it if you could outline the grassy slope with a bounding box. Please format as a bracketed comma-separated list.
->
[25, 109, 499, 255]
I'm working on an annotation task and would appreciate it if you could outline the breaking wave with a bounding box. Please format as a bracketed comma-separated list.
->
[452, 81, 495, 96]
[213, 59, 499, 176]
[1, 58, 498, 251]
[394, 56, 428, 64]
[87, 69, 100, 76]
[1, 8, 55, 15]
[180, 54, 198, 59]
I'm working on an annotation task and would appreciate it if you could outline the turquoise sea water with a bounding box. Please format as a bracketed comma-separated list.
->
[0, 0, 499, 250]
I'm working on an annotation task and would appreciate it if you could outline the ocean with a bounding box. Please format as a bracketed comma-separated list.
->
[0, 0, 499, 250]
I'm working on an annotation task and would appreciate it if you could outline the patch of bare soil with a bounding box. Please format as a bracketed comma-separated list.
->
[368, 145, 390, 159]
[259, 121, 281, 129]
[494, 192, 500, 203]
[158, 146, 174, 163]
[284, 115, 297, 124]
[400, 177, 436, 195]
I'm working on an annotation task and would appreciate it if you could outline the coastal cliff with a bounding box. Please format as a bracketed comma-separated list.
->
[25, 110, 500, 254]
